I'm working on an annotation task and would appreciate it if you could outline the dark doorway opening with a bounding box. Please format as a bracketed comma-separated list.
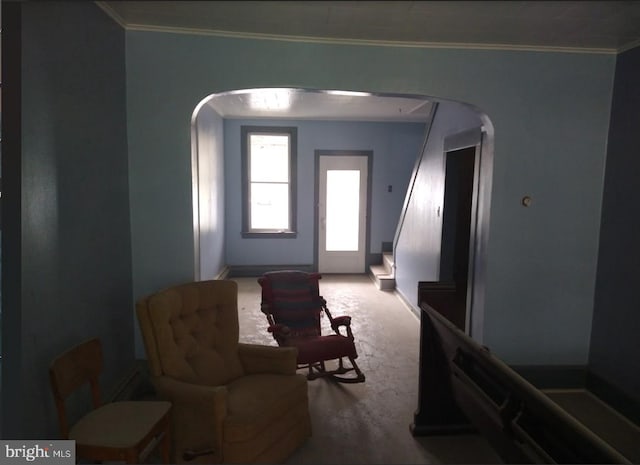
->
[439, 146, 476, 331]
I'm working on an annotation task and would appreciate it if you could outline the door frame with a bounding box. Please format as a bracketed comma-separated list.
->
[314, 150, 373, 273]
[441, 127, 483, 335]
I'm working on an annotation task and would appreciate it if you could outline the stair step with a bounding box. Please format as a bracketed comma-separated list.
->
[370, 264, 393, 278]
[383, 252, 394, 271]
[369, 264, 396, 291]
[376, 278, 396, 291]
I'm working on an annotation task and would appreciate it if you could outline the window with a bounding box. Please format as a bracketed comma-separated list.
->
[241, 126, 297, 237]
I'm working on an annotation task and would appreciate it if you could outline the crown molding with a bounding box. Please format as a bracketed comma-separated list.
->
[125, 24, 619, 55]
[619, 38, 640, 54]
[95, 1, 126, 29]
[94, 1, 621, 55]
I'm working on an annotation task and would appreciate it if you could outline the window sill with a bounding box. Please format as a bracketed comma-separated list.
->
[241, 231, 298, 239]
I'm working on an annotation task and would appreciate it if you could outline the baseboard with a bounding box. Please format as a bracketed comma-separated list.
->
[107, 361, 141, 402]
[394, 287, 420, 319]
[228, 264, 315, 278]
[106, 360, 157, 402]
[215, 265, 231, 280]
[586, 371, 640, 425]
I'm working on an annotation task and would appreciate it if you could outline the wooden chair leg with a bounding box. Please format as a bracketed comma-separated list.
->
[160, 420, 172, 464]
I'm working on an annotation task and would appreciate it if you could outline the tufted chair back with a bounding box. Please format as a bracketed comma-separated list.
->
[137, 280, 245, 386]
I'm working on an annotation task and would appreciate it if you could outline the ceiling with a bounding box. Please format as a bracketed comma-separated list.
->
[202, 89, 434, 122]
[97, 0, 640, 122]
[99, 1, 640, 52]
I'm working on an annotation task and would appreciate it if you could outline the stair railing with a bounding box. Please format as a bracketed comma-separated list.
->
[392, 102, 440, 266]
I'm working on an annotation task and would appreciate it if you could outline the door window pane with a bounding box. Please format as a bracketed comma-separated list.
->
[326, 170, 360, 251]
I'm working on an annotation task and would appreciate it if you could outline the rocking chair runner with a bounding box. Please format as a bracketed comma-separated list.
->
[258, 270, 365, 383]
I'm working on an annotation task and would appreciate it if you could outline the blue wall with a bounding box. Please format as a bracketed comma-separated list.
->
[6, 1, 635, 441]
[223, 118, 426, 267]
[395, 100, 485, 322]
[125, 30, 614, 365]
[589, 45, 640, 403]
[3, 2, 132, 438]
[193, 101, 226, 280]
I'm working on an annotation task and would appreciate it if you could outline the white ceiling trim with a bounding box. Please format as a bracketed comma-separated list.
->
[619, 38, 640, 54]
[94, 2, 617, 55]
[125, 24, 619, 55]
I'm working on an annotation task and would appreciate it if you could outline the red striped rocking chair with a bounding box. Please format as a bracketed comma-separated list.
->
[258, 270, 365, 383]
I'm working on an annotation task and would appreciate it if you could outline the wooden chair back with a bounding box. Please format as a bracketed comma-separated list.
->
[49, 337, 104, 438]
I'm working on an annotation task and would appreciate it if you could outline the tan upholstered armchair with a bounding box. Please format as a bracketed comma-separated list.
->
[136, 279, 311, 464]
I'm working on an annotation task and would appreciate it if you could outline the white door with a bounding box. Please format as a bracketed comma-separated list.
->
[318, 155, 368, 273]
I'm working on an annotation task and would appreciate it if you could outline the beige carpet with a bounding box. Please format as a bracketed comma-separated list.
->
[235, 274, 502, 464]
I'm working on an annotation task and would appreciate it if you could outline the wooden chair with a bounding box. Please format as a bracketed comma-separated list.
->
[49, 338, 172, 464]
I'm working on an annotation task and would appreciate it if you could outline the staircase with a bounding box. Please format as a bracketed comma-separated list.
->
[369, 251, 395, 291]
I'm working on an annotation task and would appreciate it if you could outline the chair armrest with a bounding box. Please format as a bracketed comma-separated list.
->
[153, 375, 227, 406]
[238, 343, 298, 375]
[267, 323, 290, 336]
[267, 324, 291, 346]
[330, 315, 354, 338]
[152, 376, 227, 462]
[331, 315, 351, 328]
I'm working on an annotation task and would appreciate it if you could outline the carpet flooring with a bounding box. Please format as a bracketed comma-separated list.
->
[234, 274, 502, 464]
